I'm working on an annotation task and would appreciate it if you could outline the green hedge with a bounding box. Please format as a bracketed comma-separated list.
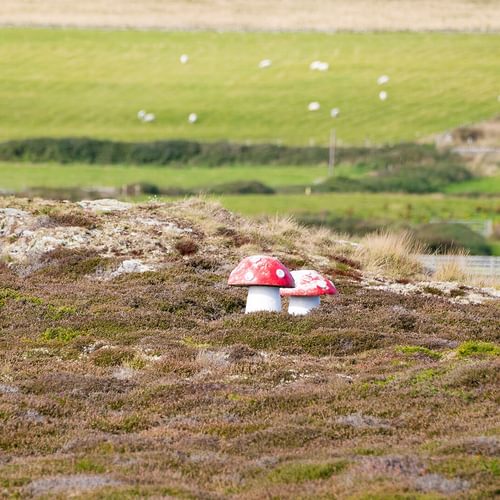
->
[316, 163, 473, 194]
[0, 137, 328, 166]
[0, 138, 453, 167]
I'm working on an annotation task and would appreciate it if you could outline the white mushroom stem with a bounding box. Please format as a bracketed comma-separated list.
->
[245, 286, 281, 313]
[288, 296, 320, 316]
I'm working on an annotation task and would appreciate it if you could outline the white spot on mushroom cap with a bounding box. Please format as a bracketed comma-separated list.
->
[318, 280, 328, 289]
[276, 269, 285, 278]
[245, 271, 254, 281]
[250, 256, 262, 263]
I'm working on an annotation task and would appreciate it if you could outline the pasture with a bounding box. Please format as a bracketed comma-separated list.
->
[1, 29, 499, 145]
[2, 162, 498, 221]
[444, 175, 500, 195]
[217, 192, 499, 224]
[0, 162, 327, 191]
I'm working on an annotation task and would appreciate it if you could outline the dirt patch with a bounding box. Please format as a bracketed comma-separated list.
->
[1, 0, 499, 31]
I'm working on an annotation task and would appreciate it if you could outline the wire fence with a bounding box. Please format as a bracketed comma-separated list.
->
[418, 255, 500, 277]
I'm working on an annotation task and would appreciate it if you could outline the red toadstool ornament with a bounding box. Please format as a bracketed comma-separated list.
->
[228, 255, 295, 313]
[280, 270, 336, 315]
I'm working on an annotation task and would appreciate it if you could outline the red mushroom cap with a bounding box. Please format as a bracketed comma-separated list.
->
[280, 270, 337, 297]
[228, 255, 295, 288]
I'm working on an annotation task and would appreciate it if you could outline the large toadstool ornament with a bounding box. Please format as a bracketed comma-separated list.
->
[280, 270, 337, 315]
[228, 255, 295, 313]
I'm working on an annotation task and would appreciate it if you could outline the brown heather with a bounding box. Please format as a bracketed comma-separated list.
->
[0, 197, 499, 498]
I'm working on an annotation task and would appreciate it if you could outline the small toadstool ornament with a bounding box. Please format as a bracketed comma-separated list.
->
[280, 270, 336, 315]
[228, 255, 295, 313]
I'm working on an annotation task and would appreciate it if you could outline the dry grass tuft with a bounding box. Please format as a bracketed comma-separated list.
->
[355, 231, 424, 280]
[432, 251, 471, 283]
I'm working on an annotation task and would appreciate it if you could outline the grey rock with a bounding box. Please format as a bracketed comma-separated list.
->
[0, 384, 19, 394]
[414, 473, 469, 493]
[25, 474, 122, 497]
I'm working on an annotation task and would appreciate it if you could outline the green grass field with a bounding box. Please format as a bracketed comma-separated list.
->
[1, 29, 499, 145]
[2, 163, 497, 225]
[213, 193, 499, 223]
[0, 162, 327, 190]
[445, 176, 500, 195]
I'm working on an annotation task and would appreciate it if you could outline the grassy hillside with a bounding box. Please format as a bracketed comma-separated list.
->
[1, 29, 499, 145]
[0, 198, 499, 497]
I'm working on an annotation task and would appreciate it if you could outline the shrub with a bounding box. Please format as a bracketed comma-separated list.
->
[457, 341, 500, 358]
[91, 348, 136, 367]
[318, 163, 473, 194]
[397, 345, 442, 360]
[175, 237, 199, 256]
[40, 327, 79, 343]
[208, 180, 275, 195]
[413, 223, 491, 255]
[268, 461, 347, 483]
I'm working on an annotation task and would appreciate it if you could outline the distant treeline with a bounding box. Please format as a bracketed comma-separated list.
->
[0, 137, 453, 167]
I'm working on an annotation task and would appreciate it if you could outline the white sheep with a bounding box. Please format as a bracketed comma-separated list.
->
[330, 108, 340, 118]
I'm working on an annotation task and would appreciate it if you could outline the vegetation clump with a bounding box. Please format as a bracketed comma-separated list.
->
[457, 341, 500, 358]
[40, 327, 80, 343]
[355, 231, 423, 279]
[414, 223, 492, 255]
[268, 461, 348, 483]
[397, 345, 442, 360]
